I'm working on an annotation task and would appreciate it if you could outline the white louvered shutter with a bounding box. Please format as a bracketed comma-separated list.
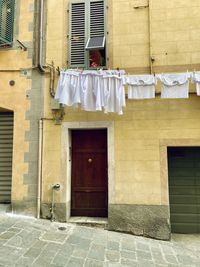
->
[69, 2, 85, 67]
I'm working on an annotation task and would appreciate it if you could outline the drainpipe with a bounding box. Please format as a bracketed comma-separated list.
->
[37, 119, 43, 219]
[38, 0, 46, 73]
[148, 0, 153, 74]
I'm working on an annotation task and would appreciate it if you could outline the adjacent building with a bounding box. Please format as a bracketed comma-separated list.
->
[0, 0, 43, 215]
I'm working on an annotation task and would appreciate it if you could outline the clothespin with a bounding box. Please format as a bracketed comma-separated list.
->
[56, 66, 60, 76]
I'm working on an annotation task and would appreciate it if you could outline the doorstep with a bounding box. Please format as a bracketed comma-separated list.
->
[68, 217, 108, 228]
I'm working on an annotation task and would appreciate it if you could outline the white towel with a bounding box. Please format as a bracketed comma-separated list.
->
[158, 73, 189, 99]
[126, 75, 156, 99]
[192, 72, 200, 96]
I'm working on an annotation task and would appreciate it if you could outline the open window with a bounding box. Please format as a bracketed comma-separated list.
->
[0, 0, 15, 47]
[69, 0, 106, 68]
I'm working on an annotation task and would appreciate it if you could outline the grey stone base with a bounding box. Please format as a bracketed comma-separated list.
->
[41, 202, 67, 222]
[108, 204, 170, 240]
[12, 200, 36, 217]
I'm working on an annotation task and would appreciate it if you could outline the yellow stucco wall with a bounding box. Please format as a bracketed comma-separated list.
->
[42, 0, 200, 206]
[42, 95, 200, 206]
[0, 0, 34, 202]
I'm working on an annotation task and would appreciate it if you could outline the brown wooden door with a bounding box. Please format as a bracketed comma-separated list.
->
[71, 129, 108, 217]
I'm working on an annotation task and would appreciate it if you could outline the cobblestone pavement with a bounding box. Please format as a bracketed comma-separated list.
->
[0, 214, 200, 267]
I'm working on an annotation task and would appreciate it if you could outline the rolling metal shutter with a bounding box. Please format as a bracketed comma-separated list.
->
[0, 112, 13, 203]
[168, 147, 200, 233]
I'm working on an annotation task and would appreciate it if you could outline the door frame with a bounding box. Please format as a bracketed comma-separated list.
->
[61, 121, 115, 220]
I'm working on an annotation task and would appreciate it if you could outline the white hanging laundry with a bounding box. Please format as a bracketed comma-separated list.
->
[191, 72, 200, 96]
[80, 71, 98, 111]
[126, 75, 156, 100]
[54, 71, 65, 100]
[158, 73, 190, 99]
[92, 72, 105, 111]
[58, 70, 81, 106]
[103, 74, 126, 115]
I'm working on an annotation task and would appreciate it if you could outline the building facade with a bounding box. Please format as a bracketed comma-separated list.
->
[0, 0, 44, 215]
[1, 0, 200, 241]
[39, 0, 200, 240]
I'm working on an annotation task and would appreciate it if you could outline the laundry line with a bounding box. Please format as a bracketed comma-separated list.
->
[54, 70, 200, 115]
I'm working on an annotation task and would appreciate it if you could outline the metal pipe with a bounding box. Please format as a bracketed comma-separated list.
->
[37, 119, 43, 219]
[46, 62, 55, 97]
[148, 0, 153, 74]
[38, 0, 45, 73]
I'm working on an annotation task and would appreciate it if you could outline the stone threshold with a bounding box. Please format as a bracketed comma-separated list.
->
[68, 217, 108, 228]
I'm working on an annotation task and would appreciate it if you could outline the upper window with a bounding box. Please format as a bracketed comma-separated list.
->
[0, 0, 15, 47]
[69, 0, 106, 68]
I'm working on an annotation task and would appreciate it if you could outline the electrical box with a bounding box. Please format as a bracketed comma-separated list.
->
[51, 99, 60, 110]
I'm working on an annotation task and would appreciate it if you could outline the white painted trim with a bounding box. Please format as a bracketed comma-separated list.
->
[61, 121, 115, 220]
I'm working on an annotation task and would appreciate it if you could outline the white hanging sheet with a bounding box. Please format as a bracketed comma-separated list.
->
[158, 73, 190, 99]
[54, 69, 126, 114]
[103, 74, 126, 115]
[191, 72, 200, 96]
[59, 71, 81, 106]
[126, 75, 156, 99]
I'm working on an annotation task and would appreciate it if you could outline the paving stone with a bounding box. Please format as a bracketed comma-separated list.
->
[121, 239, 136, 251]
[121, 258, 138, 266]
[73, 226, 94, 239]
[137, 260, 155, 267]
[6, 231, 38, 248]
[107, 241, 120, 251]
[32, 257, 54, 267]
[66, 256, 84, 267]
[72, 247, 88, 258]
[136, 250, 152, 260]
[0, 231, 16, 240]
[88, 244, 105, 261]
[0, 214, 199, 267]
[161, 245, 175, 255]
[85, 258, 104, 267]
[121, 250, 136, 260]
[24, 247, 42, 258]
[66, 234, 91, 249]
[136, 241, 150, 251]
[15, 256, 36, 266]
[106, 249, 120, 262]
[164, 254, 178, 264]
[177, 254, 194, 265]
[52, 251, 69, 266]
[152, 251, 167, 265]
[41, 231, 67, 243]
[0, 227, 7, 233]
[32, 239, 47, 249]
[60, 242, 75, 255]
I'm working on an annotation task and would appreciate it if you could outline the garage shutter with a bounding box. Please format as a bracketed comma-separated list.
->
[0, 112, 13, 203]
[168, 147, 200, 233]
